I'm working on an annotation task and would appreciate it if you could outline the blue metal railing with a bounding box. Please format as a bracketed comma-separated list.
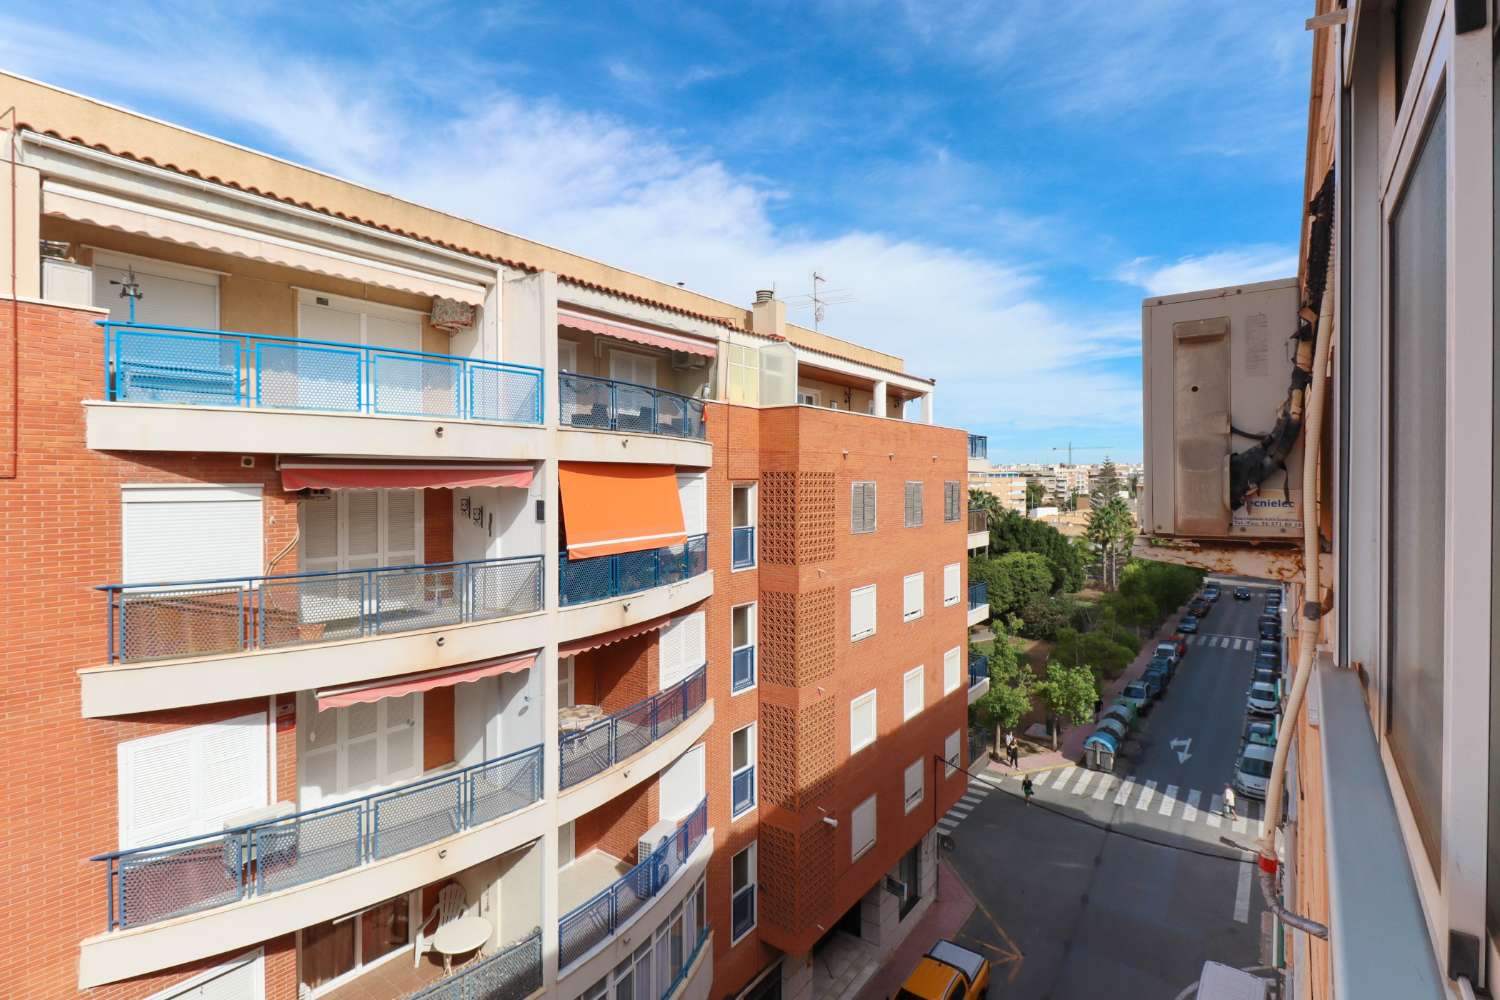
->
[731, 526, 756, 569]
[731, 765, 756, 818]
[969, 653, 989, 689]
[559, 372, 706, 439]
[92, 744, 543, 931]
[968, 433, 988, 459]
[968, 582, 988, 611]
[731, 644, 755, 693]
[558, 798, 709, 969]
[99, 555, 544, 664]
[731, 880, 756, 942]
[559, 667, 708, 789]
[406, 927, 542, 1000]
[101, 321, 544, 423]
[559, 534, 708, 607]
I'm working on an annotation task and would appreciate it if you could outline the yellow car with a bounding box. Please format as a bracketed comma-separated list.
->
[895, 939, 990, 1000]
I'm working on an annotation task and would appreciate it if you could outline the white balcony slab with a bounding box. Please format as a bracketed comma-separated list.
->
[968, 603, 990, 627]
[78, 799, 549, 989]
[556, 700, 714, 826]
[967, 530, 988, 550]
[967, 676, 991, 705]
[557, 426, 712, 468]
[558, 571, 714, 645]
[80, 610, 547, 717]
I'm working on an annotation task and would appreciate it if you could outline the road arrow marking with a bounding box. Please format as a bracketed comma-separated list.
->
[1170, 737, 1193, 764]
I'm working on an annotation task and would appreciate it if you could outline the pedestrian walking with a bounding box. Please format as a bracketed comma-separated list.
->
[1093, 697, 1103, 719]
[1022, 775, 1035, 805]
[1223, 784, 1237, 820]
[1008, 740, 1020, 768]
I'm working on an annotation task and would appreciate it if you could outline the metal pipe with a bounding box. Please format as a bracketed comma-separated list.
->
[1254, 238, 1334, 941]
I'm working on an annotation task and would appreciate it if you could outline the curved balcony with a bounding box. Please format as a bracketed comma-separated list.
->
[557, 373, 712, 466]
[560, 668, 708, 791]
[88, 321, 547, 458]
[83, 557, 543, 716]
[557, 536, 712, 646]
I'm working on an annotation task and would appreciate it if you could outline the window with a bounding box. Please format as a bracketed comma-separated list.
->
[677, 472, 708, 537]
[851, 795, 877, 860]
[300, 488, 422, 576]
[903, 665, 925, 721]
[93, 251, 219, 328]
[731, 602, 757, 694]
[943, 563, 961, 606]
[558, 656, 575, 709]
[943, 647, 962, 695]
[148, 950, 263, 1000]
[300, 893, 414, 995]
[731, 844, 757, 942]
[797, 386, 821, 406]
[902, 572, 925, 622]
[904, 759, 924, 814]
[726, 343, 760, 404]
[122, 484, 264, 585]
[660, 743, 706, 822]
[298, 692, 422, 808]
[558, 339, 579, 373]
[117, 713, 267, 849]
[731, 484, 757, 569]
[731, 724, 757, 818]
[944, 481, 961, 522]
[945, 730, 961, 778]
[1387, 90, 1448, 871]
[660, 610, 707, 688]
[850, 584, 877, 641]
[904, 481, 924, 527]
[609, 348, 658, 387]
[850, 690, 877, 754]
[559, 821, 576, 868]
[851, 481, 877, 533]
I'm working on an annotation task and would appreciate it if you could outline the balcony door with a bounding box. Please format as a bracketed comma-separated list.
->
[298, 692, 422, 809]
[299, 489, 423, 624]
[299, 892, 416, 996]
[295, 291, 423, 413]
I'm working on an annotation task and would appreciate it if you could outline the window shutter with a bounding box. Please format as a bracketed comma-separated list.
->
[301, 495, 340, 573]
[851, 585, 876, 640]
[945, 731, 961, 778]
[384, 490, 420, 565]
[851, 795, 877, 859]
[943, 563, 961, 605]
[903, 573, 924, 621]
[914, 483, 923, 525]
[904, 760, 924, 812]
[382, 693, 420, 780]
[121, 485, 263, 585]
[345, 490, 381, 569]
[944, 647, 961, 694]
[195, 716, 269, 827]
[676, 473, 707, 537]
[864, 482, 877, 531]
[903, 666, 924, 720]
[851, 691, 876, 752]
[660, 743, 706, 822]
[660, 612, 705, 689]
[118, 730, 197, 849]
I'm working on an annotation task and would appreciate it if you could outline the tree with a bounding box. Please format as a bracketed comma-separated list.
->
[1036, 661, 1098, 749]
[1127, 472, 1141, 497]
[1090, 457, 1124, 505]
[1024, 478, 1047, 511]
[972, 642, 1035, 743]
[970, 551, 1053, 619]
[969, 488, 1000, 517]
[989, 508, 1085, 592]
[1086, 495, 1135, 590]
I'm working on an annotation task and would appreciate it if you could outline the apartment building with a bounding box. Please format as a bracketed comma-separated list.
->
[0, 75, 980, 1000]
[1140, 2, 1498, 996]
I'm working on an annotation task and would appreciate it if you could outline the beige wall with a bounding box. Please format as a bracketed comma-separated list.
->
[558, 328, 712, 398]
[795, 373, 873, 414]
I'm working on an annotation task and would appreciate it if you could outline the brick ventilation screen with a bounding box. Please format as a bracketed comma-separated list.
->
[759, 588, 835, 687]
[761, 702, 798, 811]
[760, 825, 796, 932]
[759, 471, 836, 565]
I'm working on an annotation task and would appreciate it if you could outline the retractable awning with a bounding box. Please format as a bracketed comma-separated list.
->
[558, 462, 686, 559]
[558, 310, 717, 358]
[316, 654, 536, 712]
[559, 613, 676, 656]
[282, 461, 535, 491]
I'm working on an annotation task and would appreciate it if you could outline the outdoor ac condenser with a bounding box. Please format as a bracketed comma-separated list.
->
[636, 820, 675, 863]
[1141, 277, 1303, 542]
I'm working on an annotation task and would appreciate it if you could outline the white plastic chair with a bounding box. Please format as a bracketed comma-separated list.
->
[414, 882, 467, 968]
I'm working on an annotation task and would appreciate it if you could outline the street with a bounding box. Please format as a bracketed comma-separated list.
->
[942, 587, 1276, 998]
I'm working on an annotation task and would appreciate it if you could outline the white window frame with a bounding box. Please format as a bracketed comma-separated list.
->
[730, 842, 757, 944]
[92, 248, 222, 328]
[659, 609, 707, 689]
[295, 287, 424, 347]
[676, 471, 708, 538]
[797, 386, 821, 406]
[660, 742, 706, 822]
[943, 563, 961, 607]
[558, 655, 575, 709]
[144, 948, 265, 1000]
[730, 723, 757, 820]
[121, 484, 265, 587]
[850, 583, 877, 642]
[731, 601, 758, 696]
[558, 339, 579, 373]
[903, 665, 925, 721]
[731, 482, 758, 571]
[945, 730, 961, 779]
[943, 646, 962, 696]
[559, 821, 576, 869]
[610, 347, 659, 387]
[904, 759, 925, 814]
[903, 571, 925, 622]
[850, 689, 877, 754]
[851, 794, 877, 861]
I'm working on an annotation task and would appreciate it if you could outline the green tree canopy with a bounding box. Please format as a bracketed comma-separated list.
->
[971, 641, 1035, 736]
[987, 509, 1084, 592]
[968, 488, 1001, 516]
[1037, 661, 1099, 736]
[1025, 478, 1047, 511]
[970, 551, 1053, 619]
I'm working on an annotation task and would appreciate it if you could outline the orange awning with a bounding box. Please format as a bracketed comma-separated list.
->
[558, 462, 686, 559]
[315, 654, 536, 712]
[282, 462, 535, 491]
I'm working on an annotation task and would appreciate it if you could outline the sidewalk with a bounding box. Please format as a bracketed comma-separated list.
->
[854, 859, 977, 1000]
[986, 607, 1187, 777]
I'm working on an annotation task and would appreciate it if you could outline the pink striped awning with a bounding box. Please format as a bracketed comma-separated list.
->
[282, 462, 535, 491]
[558, 310, 716, 358]
[315, 654, 536, 712]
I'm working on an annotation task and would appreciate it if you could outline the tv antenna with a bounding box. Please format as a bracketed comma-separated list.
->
[785, 272, 854, 331]
[110, 267, 144, 322]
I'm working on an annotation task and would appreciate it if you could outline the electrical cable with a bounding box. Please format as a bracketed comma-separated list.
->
[937, 757, 1257, 866]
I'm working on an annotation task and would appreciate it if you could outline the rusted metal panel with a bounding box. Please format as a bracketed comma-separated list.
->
[1134, 536, 1303, 581]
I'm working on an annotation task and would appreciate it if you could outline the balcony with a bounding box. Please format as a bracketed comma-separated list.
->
[560, 667, 708, 790]
[967, 509, 989, 550]
[559, 535, 707, 608]
[968, 653, 991, 705]
[558, 799, 708, 970]
[92, 745, 543, 932]
[88, 321, 548, 458]
[391, 928, 542, 1000]
[731, 525, 757, 569]
[968, 582, 990, 626]
[560, 372, 704, 436]
[731, 643, 756, 693]
[967, 433, 988, 460]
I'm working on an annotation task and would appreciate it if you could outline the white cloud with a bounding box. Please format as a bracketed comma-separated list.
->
[0, 7, 1144, 439]
[1116, 246, 1297, 297]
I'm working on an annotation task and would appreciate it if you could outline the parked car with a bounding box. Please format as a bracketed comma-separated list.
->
[1252, 667, 1280, 690]
[1233, 587, 1251, 600]
[1247, 681, 1280, 716]
[1149, 654, 1176, 680]
[1255, 651, 1282, 678]
[1259, 618, 1282, 641]
[1257, 639, 1282, 663]
[896, 940, 991, 1000]
[1234, 743, 1277, 799]
[1178, 615, 1200, 634]
[1167, 633, 1188, 658]
[1142, 668, 1168, 699]
[1244, 720, 1277, 749]
[1203, 584, 1221, 602]
[1120, 680, 1154, 714]
[1154, 641, 1181, 665]
[1265, 590, 1282, 608]
[1188, 598, 1211, 617]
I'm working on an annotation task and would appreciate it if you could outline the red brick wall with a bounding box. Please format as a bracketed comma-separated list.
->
[573, 632, 655, 713]
[424, 686, 456, 769]
[574, 780, 658, 865]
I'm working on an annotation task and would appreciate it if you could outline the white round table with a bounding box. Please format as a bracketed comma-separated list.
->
[431, 915, 491, 973]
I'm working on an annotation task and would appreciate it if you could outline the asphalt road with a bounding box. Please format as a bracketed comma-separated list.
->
[944, 585, 1279, 999]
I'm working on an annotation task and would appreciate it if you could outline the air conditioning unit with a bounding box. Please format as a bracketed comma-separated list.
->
[1141, 277, 1304, 542]
[637, 820, 675, 862]
[670, 351, 709, 371]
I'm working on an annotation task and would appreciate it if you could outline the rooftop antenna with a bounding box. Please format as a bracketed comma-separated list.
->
[785, 272, 854, 332]
[110, 267, 143, 322]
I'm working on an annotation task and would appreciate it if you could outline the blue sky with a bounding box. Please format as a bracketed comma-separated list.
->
[0, 1, 1309, 463]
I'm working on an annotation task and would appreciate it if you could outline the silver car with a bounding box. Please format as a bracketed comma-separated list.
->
[1234, 743, 1276, 799]
[1246, 681, 1280, 717]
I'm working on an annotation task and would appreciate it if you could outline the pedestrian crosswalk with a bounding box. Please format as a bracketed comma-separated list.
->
[937, 776, 995, 836]
[1184, 633, 1257, 650]
[1016, 766, 1266, 839]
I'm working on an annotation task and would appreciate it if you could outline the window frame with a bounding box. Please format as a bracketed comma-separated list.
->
[730, 723, 757, 820]
[943, 480, 962, 522]
[851, 480, 877, 534]
[902, 571, 925, 622]
[850, 689, 877, 754]
[943, 562, 961, 606]
[904, 480, 924, 527]
[731, 601, 758, 695]
[943, 646, 962, 696]
[850, 583, 877, 642]
[730, 842, 757, 944]
[903, 665, 925, 722]
[851, 794, 877, 861]
[904, 759, 925, 814]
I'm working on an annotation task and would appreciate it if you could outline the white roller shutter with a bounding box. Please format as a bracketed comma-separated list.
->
[660, 743, 706, 822]
[94, 256, 219, 329]
[943, 563, 961, 606]
[903, 572, 924, 621]
[903, 665, 924, 720]
[851, 795, 877, 860]
[676, 472, 707, 537]
[850, 690, 876, 754]
[118, 713, 267, 850]
[904, 760, 924, 813]
[945, 730, 961, 777]
[944, 647, 962, 695]
[660, 611, 706, 689]
[122, 485, 263, 585]
[851, 585, 876, 641]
